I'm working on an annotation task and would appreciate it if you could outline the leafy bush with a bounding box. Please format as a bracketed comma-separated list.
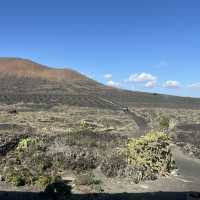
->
[35, 176, 52, 189]
[3, 165, 58, 189]
[101, 131, 176, 183]
[124, 131, 175, 180]
[8, 175, 26, 186]
[3, 167, 34, 186]
[0, 134, 100, 187]
[126, 132, 174, 171]
[159, 116, 170, 129]
[16, 138, 38, 152]
[0, 136, 54, 188]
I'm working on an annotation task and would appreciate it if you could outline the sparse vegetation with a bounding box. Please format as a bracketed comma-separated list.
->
[51, 146, 99, 172]
[101, 131, 176, 183]
[2, 167, 34, 186]
[124, 131, 176, 176]
[35, 176, 52, 189]
[159, 116, 170, 129]
[0, 102, 200, 194]
[0, 129, 124, 188]
[16, 138, 38, 152]
[101, 153, 127, 177]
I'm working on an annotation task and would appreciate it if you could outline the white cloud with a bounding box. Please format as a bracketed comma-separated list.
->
[145, 81, 156, 88]
[127, 73, 157, 83]
[104, 74, 112, 79]
[188, 82, 200, 89]
[163, 80, 181, 88]
[106, 80, 120, 88]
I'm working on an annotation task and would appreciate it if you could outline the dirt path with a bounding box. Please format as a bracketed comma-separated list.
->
[171, 145, 200, 184]
[98, 145, 200, 194]
[97, 98, 149, 135]
[126, 110, 148, 135]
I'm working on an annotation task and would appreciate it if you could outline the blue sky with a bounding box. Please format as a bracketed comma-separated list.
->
[0, 0, 200, 97]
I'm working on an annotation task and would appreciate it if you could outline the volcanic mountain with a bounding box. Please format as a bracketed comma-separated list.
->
[0, 58, 89, 81]
[0, 57, 199, 109]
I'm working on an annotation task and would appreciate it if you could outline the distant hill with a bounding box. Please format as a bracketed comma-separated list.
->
[0, 58, 87, 80]
[0, 57, 199, 109]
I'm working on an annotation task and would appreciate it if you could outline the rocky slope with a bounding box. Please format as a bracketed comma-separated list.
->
[0, 58, 199, 109]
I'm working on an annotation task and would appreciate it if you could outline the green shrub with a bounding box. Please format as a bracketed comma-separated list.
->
[3, 167, 34, 186]
[2, 165, 60, 189]
[123, 131, 175, 180]
[159, 116, 170, 129]
[0, 136, 54, 187]
[9, 175, 26, 186]
[35, 176, 52, 189]
[16, 138, 38, 152]
[101, 131, 176, 183]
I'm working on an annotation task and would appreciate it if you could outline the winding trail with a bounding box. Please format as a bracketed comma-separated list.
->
[172, 146, 200, 185]
[125, 110, 148, 134]
[96, 97, 149, 134]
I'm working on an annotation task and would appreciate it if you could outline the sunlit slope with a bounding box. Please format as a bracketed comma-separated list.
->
[0, 58, 199, 109]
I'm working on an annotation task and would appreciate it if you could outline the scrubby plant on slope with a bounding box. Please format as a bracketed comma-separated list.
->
[0, 134, 99, 188]
[101, 153, 127, 177]
[16, 138, 38, 151]
[0, 130, 176, 188]
[159, 116, 170, 129]
[0, 137, 53, 188]
[125, 131, 175, 176]
[101, 131, 176, 183]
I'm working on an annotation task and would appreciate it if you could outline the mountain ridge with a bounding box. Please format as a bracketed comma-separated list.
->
[0, 57, 88, 81]
[0, 57, 199, 109]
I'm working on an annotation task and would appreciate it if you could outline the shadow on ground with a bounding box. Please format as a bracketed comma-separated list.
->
[0, 191, 199, 200]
